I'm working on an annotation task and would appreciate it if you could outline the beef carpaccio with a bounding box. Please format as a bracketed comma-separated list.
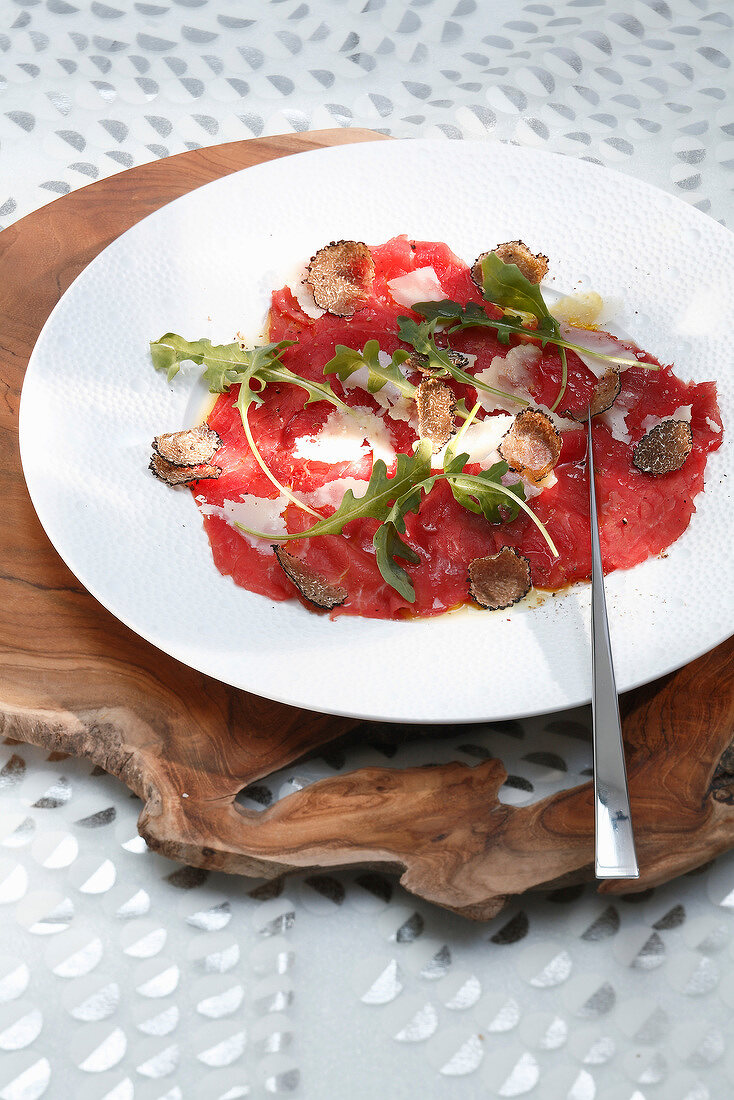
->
[154, 236, 723, 619]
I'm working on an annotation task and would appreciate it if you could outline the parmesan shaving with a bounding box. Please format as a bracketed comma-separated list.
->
[199, 493, 289, 552]
[286, 260, 326, 320]
[432, 414, 514, 471]
[292, 406, 396, 466]
[537, 405, 578, 433]
[510, 469, 557, 501]
[341, 351, 415, 423]
[475, 345, 539, 415]
[386, 396, 417, 425]
[558, 322, 638, 379]
[601, 402, 632, 444]
[475, 345, 576, 430]
[641, 405, 692, 434]
[387, 266, 446, 307]
[307, 477, 369, 511]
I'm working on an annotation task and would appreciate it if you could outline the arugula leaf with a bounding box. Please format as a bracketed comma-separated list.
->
[324, 340, 415, 399]
[421, 253, 568, 411]
[478, 252, 556, 339]
[257, 363, 350, 411]
[372, 489, 424, 602]
[150, 332, 204, 381]
[236, 441, 434, 602]
[447, 471, 557, 556]
[444, 454, 525, 524]
[151, 333, 349, 411]
[267, 441, 433, 541]
[397, 315, 529, 406]
[411, 299, 488, 325]
[396, 316, 453, 369]
[151, 333, 351, 517]
[150, 334, 289, 387]
[415, 298, 646, 373]
[413, 299, 527, 346]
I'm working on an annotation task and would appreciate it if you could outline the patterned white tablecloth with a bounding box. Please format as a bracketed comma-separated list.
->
[1, 2, 733, 1098]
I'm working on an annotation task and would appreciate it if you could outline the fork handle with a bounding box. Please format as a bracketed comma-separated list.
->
[588, 414, 640, 879]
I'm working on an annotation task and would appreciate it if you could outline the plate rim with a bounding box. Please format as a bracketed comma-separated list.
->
[18, 137, 734, 723]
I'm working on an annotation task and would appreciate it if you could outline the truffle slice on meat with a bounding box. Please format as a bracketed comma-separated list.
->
[152, 424, 222, 467]
[150, 454, 221, 485]
[416, 377, 456, 453]
[472, 241, 549, 290]
[564, 368, 621, 421]
[499, 408, 562, 483]
[632, 419, 693, 476]
[273, 546, 348, 610]
[305, 240, 375, 317]
[469, 547, 532, 610]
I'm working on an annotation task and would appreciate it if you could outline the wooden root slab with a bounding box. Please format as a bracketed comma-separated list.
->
[2, 130, 733, 920]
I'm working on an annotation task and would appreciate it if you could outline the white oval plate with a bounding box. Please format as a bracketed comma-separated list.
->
[19, 139, 733, 723]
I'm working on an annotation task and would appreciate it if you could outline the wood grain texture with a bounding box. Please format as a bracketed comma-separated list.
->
[1, 129, 732, 920]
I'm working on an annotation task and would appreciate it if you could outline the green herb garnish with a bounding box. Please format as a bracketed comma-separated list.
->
[444, 453, 526, 524]
[396, 315, 529, 408]
[414, 297, 641, 365]
[151, 333, 351, 516]
[323, 340, 415, 399]
[153, 324, 559, 605]
[479, 251, 568, 412]
[238, 438, 557, 603]
[413, 260, 655, 415]
[151, 333, 349, 410]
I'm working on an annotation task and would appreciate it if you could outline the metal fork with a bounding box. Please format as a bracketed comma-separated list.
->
[587, 410, 639, 879]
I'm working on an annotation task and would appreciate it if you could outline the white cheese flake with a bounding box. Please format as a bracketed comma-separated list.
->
[386, 396, 417, 425]
[432, 414, 514, 471]
[475, 345, 539, 415]
[601, 402, 632, 444]
[293, 406, 396, 466]
[199, 493, 289, 552]
[558, 322, 638, 379]
[706, 417, 722, 434]
[542, 406, 578, 432]
[475, 345, 576, 430]
[641, 405, 692, 434]
[387, 266, 446, 307]
[518, 469, 557, 500]
[285, 259, 326, 320]
[307, 477, 369, 511]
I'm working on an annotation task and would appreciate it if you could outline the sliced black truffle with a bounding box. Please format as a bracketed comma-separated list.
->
[416, 377, 456, 453]
[305, 240, 375, 317]
[564, 369, 621, 422]
[472, 241, 549, 290]
[272, 546, 348, 610]
[469, 547, 532, 610]
[152, 424, 222, 467]
[632, 419, 693, 476]
[149, 454, 221, 485]
[499, 408, 562, 483]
